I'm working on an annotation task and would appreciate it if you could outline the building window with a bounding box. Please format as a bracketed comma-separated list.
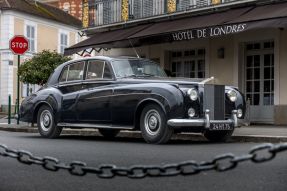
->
[22, 83, 39, 97]
[170, 49, 205, 78]
[151, 0, 165, 15]
[196, 0, 210, 8]
[63, 2, 71, 13]
[60, 33, 68, 54]
[26, 25, 35, 52]
[22, 83, 29, 98]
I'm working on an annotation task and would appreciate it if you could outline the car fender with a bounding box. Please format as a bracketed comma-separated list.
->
[31, 88, 62, 123]
[134, 83, 185, 121]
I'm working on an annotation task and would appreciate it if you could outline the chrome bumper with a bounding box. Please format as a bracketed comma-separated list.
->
[167, 110, 238, 129]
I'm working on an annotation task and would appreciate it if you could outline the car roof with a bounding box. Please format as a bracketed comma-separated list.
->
[47, 56, 150, 86]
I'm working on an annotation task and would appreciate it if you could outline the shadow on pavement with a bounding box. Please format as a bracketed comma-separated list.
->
[18, 133, 236, 145]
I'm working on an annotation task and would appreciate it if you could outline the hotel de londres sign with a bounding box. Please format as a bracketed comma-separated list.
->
[171, 23, 247, 41]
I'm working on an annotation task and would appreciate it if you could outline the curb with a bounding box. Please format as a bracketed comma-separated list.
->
[230, 135, 287, 143]
[1, 126, 287, 143]
[0, 126, 38, 133]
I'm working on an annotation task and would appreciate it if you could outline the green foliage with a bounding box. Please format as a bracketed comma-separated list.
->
[18, 50, 71, 86]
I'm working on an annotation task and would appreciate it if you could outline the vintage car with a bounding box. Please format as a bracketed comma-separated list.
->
[20, 56, 245, 144]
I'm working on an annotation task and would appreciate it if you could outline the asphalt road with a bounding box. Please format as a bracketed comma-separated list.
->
[0, 131, 286, 191]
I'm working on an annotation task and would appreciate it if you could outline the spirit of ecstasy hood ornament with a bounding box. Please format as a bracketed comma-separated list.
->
[199, 76, 215, 85]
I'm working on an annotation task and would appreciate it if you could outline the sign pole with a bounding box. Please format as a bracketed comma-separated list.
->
[17, 55, 20, 125]
[10, 35, 29, 125]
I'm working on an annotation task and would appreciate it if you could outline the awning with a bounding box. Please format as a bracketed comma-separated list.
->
[64, 24, 152, 56]
[65, 1, 287, 56]
[129, 7, 252, 39]
[129, 2, 287, 44]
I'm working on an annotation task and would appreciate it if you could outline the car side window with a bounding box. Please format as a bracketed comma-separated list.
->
[59, 62, 84, 83]
[86, 60, 112, 80]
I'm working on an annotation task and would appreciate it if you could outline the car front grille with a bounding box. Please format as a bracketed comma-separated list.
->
[203, 84, 225, 120]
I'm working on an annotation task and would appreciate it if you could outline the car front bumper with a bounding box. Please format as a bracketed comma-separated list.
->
[167, 110, 238, 130]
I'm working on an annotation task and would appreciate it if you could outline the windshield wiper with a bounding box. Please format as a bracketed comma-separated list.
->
[118, 74, 137, 79]
[141, 73, 155, 77]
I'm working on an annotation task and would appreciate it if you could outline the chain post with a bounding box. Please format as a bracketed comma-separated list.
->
[8, 95, 11, 124]
[246, 98, 251, 126]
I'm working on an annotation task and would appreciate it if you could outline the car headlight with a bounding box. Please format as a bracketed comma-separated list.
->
[227, 90, 237, 102]
[187, 88, 198, 101]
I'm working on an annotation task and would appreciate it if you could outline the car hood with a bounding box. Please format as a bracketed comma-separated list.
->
[118, 77, 203, 86]
[118, 77, 207, 88]
[117, 77, 238, 90]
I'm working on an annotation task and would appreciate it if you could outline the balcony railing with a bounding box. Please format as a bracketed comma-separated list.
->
[82, 0, 252, 29]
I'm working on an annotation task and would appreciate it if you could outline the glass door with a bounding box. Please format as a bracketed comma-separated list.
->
[245, 41, 274, 123]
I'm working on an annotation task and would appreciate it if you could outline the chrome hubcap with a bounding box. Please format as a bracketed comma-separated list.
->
[144, 109, 161, 136]
[40, 110, 52, 132]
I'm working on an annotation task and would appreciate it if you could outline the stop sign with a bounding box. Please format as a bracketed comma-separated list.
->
[9, 36, 29, 55]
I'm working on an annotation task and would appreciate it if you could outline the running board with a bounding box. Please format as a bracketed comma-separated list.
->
[57, 123, 134, 130]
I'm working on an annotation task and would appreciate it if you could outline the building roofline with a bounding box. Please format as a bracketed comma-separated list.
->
[0, 0, 81, 28]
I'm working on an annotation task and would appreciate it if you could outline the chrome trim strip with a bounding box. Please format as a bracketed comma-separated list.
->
[57, 123, 134, 130]
[232, 110, 238, 127]
[167, 110, 239, 129]
[85, 92, 151, 100]
[205, 110, 210, 128]
[167, 119, 205, 127]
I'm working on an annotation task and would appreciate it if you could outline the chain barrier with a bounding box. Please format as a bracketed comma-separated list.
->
[1, 143, 287, 178]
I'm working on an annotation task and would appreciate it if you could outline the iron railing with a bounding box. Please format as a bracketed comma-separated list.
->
[83, 0, 253, 28]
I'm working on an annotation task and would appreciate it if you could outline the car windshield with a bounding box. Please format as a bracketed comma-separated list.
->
[111, 59, 167, 78]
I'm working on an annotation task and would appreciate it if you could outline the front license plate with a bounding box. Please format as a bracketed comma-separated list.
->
[210, 123, 234, 131]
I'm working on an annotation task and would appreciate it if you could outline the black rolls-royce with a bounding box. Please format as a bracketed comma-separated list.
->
[20, 56, 245, 144]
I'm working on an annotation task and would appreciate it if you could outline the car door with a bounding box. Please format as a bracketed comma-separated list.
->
[58, 61, 85, 122]
[77, 59, 114, 124]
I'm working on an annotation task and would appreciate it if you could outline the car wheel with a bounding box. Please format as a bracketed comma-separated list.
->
[203, 130, 234, 142]
[98, 129, 120, 139]
[140, 104, 173, 144]
[37, 105, 62, 138]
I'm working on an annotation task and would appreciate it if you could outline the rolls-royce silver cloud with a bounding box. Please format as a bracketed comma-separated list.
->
[20, 56, 246, 144]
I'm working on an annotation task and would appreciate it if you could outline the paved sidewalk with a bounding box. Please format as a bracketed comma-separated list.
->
[231, 125, 287, 142]
[0, 121, 286, 143]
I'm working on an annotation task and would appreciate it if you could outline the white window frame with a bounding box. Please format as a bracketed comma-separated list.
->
[170, 48, 206, 78]
[58, 30, 69, 54]
[24, 21, 37, 53]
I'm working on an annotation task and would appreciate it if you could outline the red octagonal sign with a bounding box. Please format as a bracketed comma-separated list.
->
[9, 36, 29, 55]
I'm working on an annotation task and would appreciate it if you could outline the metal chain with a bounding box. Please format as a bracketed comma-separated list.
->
[1, 143, 287, 178]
